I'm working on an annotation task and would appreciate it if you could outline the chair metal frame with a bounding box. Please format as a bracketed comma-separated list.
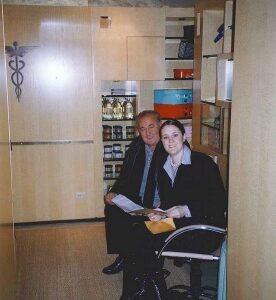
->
[157, 224, 226, 300]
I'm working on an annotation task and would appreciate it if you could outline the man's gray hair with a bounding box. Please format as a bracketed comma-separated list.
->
[135, 110, 161, 128]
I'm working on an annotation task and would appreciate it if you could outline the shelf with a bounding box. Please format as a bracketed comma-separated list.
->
[165, 37, 193, 43]
[217, 52, 234, 60]
[193, 144, 227, 159]
[165, 58, 193, 61]
[165, 77, 193, 81]
[165, 36, 184, 39]
[200, 100, 216, 106]
[102, 118, 135, 122]
[165, 16, 194, 22]
[201, 122, 220, 130]
[103, 158, 124, 162]
[104, 177, 117, 181]
[102, 94, 136, 97]
[202, 54, 218, 59]
[103, 138, 134, 142]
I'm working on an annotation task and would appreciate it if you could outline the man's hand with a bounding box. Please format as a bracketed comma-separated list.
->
[104, 192, 117, 205]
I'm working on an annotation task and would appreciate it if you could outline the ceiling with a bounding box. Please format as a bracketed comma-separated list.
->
[3, 0, 199, 7]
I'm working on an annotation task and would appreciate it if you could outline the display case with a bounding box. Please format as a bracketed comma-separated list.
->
[101, 81, 137, 188]
[200, 102, 230, 154]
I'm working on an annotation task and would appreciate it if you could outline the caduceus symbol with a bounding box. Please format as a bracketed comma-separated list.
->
[5, 41, 39, 102]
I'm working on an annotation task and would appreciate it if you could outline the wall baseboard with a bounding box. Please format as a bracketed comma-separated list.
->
[15, 217, 105, 227]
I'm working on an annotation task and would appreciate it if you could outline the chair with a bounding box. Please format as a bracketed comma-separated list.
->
[157, 224, 226, 300]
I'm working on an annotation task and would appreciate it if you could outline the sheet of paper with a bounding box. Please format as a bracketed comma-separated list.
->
[111, 194, 167, 216]
[112, 194, 144, 213]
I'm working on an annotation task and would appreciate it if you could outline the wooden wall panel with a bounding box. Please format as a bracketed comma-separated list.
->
[0, 2, 15, 299]
[4, 5, 94, 141]
[124, 8, 165, 37]
[127, 36, 165, 80]
[91, 7, 127, 80]
[228, 0, 276, 299]
[3, 6, 166, 223]
[12, 143, 95, 222]
[91, 77, 105, 217]
[3, 5, 100, 222]
[92, 7, 165, 81]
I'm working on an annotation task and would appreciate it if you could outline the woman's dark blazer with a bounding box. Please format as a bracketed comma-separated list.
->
[158, 150, 227, 228]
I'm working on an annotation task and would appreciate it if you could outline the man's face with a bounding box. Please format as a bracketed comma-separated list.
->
[137, 115, 160, 150]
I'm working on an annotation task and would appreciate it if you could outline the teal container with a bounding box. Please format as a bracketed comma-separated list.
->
[154, 89, 193, 105]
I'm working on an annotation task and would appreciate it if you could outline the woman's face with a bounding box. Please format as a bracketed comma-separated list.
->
[161, 125, 185, 156]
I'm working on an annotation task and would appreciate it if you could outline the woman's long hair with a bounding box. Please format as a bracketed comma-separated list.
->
[159, 119, 191, 149]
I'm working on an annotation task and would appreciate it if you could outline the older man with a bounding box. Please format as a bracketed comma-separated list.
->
[102, 110, 167, 274]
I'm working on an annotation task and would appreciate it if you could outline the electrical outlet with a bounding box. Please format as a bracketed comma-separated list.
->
[75, 192, 86, 199]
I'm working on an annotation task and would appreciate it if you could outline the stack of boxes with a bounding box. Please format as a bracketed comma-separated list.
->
[154, 89, 193, 119]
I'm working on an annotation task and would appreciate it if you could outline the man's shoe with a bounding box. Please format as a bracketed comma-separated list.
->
[102, 255, 124, 275]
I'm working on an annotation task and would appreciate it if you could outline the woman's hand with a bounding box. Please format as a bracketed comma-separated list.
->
[166, 206, 186, 218]
[148, 213, 163, 222]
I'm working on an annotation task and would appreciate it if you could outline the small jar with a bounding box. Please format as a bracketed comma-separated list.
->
[113, 125, 123, 140]
[104, 164, 113, 178]
[126, 126, 135, 139]
[113, 143, 121, 152]
[103, 152, 112, 160]
[113, 150, 123, 159]
[103, 125, 112, 133]
[103, 125, 113, 140]
[103, 133, 112, 140]
[104, 145, 113, 153]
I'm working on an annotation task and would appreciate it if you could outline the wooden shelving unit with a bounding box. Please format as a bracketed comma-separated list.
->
[192, 0, 234, 188]
[165, 10, 194, 81]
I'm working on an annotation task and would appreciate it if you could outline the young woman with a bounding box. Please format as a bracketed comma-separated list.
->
[120, 119, 227, 299]
[152, 118, 227, 252]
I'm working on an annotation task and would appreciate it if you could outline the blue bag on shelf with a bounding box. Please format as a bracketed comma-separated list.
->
[178, 40, 194, 59]
[214, 23, 224, 43]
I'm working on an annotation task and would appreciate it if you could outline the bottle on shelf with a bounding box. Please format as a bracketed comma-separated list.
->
[102, 97, 113, 120]
[112, 97, 123, 120]
[123, 97, 135, 120]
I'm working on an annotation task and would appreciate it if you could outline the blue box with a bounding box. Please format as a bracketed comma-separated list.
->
[154, 89, 193, 105]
